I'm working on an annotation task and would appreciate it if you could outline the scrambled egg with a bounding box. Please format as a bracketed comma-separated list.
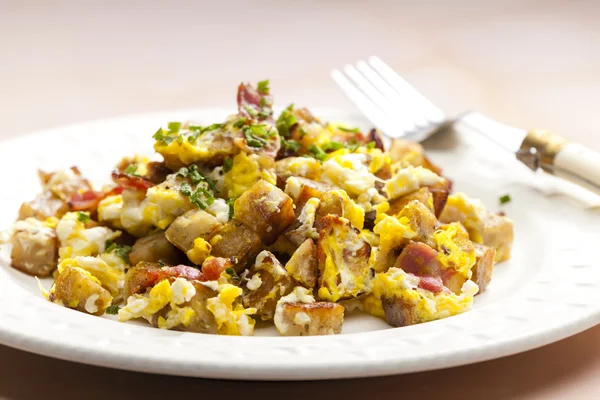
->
[372, 214, 416, 272]
[366, 268, 479, 324]
[321, 150, 375, 198]
[186, 237, 212, 265]
[206, 198, 230, 224]
[97, 194, 123, 228]
[222, 152, 277, 199]
[440, 193, 488, 243]
[119, 278, 198, 328]
[207, 284, 256, 336]
[385, 165, 444, 200]
[144, 182, 194, 229]
[433, 222, 476, 278]
[56, 212, 121, 261]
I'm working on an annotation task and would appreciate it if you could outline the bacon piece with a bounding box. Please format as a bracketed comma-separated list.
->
[111, 171, 154, 191]
[68, 190, 104, 211]
[125, 262, 205, 297]
[237, 82, 273, 122]
[417, 275, 444, 293]
[201, 257, 235, 281]
[394, 241, 438, 275]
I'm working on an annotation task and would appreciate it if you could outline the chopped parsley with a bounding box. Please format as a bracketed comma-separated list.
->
[257, 80, 270, 94]
[176, 165, 218, 192]
[280, 137, 302, 153]
[225, 267, 239, 279]
[320, 141, 344, 152]
[124, 163, 138, 175]
[189, 187, 215, 209]
[168, 121, 182, 133]
[227, 196, 237, 220]
[338, 126, 360, 133]
[308, 144, 328, 161]
[223, 157, 233, 173]
[153, 127, 178, 144]
[499, 194, 511, 205]
[104, 240, 132, 263]
[179, 182, 193, 196]
[77, 212, 90, 223]
[105, 305, 120, 315]
[276, 104, 297, 138]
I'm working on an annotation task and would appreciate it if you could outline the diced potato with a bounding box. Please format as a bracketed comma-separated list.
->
[472, 243, 495, 294]
[10, 218, 58, 277]
[18, 192, 68, 221]
[397, 200, 437, 247]
[315, 190, 365, 231]
[49, 265, 113, 316]
[284, 177, 333, 209]
[389, 139, 443, 175]
[274, 301, 344, 336]
[284, 197, 320, 247]
[285, 239, 317, 288]
[428, 179, 451, 217]
[234, 179, 296, 244]
[129, 231, 183, 266]
[386, 188, 435, 218]
[165, 209, 222, 252]
[209, 219, 262, 272]
[242, 251, 295, 321]
[317, 215, 371, 301]
[483, 213, 514, 262]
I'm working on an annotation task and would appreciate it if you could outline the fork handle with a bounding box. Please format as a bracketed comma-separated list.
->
[519, 129, 600, 196]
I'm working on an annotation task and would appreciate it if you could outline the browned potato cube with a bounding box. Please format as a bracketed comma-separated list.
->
[387, 187, 435, 216]
[284, 197, 320, 247]
[397, 200, 437, 248]
[274, 301, 344, 336]
[429, 179, 451, 218]
[210, 219, 262, 272]
[314, 190, 364, 231]
[18, 192, 68, 221]
[483, 213, 514, 263]
[129, 231, 183, 266]
[381, 296, 416, 327]
[234, 179, 296, 244]
[242, 251, 295, 321]
[165, 209, 223, 252]
[317, 215, 371, 301]
[285, 239, 317, 288]
[472, 243, 495, 294]
[10, 219, 58, 277]
[284, 177, 333, 210]
[49, 265, 113, 315]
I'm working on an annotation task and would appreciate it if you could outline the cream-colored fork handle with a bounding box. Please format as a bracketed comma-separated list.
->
[520, 130, 600, 196]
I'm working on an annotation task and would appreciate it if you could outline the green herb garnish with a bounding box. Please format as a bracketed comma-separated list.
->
[153, 128, 177, 144]
[320, 141, 344, 152]
[223, 157, 233, 173]
[280, 137, 302, 153]
[105, 240, 132, 262]
[366, 141, 376, 149]
[189, 187, 215, 209]
[308, 144, 327, 161]
[168, 122, 182, 133]
[225, 267, 239, 279]
[276, 104, 297, 138]
[227, 196, 237, 220]
[257, 80, 270, 94]
[158, 260, 167, 267]
[179, 182, 193, 196]
[105, 305, 120, 315]
[338, 126, 359, 133]
[77, 212, 90, 223]
[124, 163, 138, 175]
[499, 194, 511, 205]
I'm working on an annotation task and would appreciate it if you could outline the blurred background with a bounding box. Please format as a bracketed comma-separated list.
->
[1, 0, 599, 149]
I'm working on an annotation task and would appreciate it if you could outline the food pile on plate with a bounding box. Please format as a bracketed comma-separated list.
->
[2, 81, 513, 336]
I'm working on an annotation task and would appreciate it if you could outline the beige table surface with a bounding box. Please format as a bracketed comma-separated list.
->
[1, 1, 600, 399]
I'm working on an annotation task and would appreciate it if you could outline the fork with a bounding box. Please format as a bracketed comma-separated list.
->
[331, 56, 600, 197]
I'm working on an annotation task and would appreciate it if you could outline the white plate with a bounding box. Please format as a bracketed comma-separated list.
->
[0, 108, 599, 380]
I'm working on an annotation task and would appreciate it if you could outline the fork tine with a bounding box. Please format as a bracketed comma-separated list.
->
[368, 56, 445, 123]
[330, 68, 400, 137]
[354, 60, 426, 130]
[343, 63, 415, 133]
